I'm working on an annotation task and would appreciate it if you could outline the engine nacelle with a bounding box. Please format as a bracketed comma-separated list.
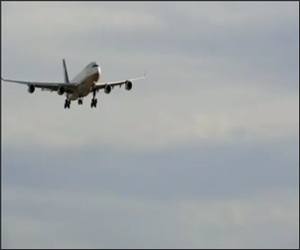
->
[104, 84, 112, 94]
[28, 85, 35, 94]
[57, 86, 65, 95]
[125, 81, 133, 91]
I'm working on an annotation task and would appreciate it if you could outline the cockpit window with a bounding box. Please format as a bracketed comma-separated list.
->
[93, 64, 99, 68]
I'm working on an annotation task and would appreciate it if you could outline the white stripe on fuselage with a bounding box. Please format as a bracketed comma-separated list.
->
[67, 62, 101, 101]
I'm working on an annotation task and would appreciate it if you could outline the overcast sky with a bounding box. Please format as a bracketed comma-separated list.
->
[1, 2, 299, 249]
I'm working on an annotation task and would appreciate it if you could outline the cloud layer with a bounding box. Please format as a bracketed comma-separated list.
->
[1, 2, 299, 248]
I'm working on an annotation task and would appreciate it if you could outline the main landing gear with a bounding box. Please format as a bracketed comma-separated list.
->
[64, 99, 84, 109]
[64, 99, 71, 109]
[91, 98, 98, 108]
[64, 91, 99, 109]
[91, 90, 98, 108]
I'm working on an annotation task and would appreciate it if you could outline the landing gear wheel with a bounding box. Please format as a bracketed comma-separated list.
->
[91, 98, 98, 108]
[64, 99, 71, 109]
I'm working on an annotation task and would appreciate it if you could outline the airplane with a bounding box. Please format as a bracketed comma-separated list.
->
[1, 59, 145, 109]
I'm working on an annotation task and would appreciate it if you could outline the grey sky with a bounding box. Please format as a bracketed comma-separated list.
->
[1, 2, 299, 249]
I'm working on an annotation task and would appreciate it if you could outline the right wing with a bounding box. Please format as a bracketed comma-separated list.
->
[93, 74, 146, 91]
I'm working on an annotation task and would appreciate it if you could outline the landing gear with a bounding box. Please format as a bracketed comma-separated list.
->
[90, 90, 98, 108]
[91, 98, 98, 108]
[64, 99, 71, 109]
[78, 99, 83, 105]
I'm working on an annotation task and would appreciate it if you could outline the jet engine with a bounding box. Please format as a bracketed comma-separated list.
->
[58, 86, 65, 95]
[104, 84, 112, 94]
[28, 85, 35, 93]
[125, 81, 132, 91]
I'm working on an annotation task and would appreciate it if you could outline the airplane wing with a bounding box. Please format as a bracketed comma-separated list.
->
[93, 75, 146, 91]
[1, 77, 77, 92]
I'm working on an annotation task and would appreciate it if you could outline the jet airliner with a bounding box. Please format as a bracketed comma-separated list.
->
[1, 59, 145, 109]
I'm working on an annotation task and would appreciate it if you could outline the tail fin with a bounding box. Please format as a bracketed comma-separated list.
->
[62, 59, 70, 83]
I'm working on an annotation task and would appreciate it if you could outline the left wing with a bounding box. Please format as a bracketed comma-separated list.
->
[1, 77, 77, 92]
[93, 75, 146, 91]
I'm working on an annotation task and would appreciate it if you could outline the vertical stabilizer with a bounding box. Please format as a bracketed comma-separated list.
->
[62, 59, 70, 83]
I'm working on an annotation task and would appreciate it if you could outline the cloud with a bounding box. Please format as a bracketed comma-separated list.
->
[2, 186, 298, 248]
[3, 136, 298, 202]
[1, 2, 164, 35]
[2, 82, 298, 151]
[1, 2, 299, 249]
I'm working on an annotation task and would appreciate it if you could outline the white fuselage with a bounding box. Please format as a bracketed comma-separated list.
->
[67, 62, 101, 100]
